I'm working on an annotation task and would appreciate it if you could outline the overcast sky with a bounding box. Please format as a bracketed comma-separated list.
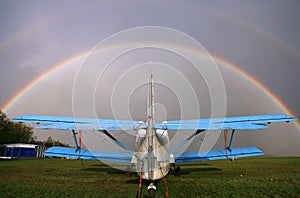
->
[0, 1, 299, 155]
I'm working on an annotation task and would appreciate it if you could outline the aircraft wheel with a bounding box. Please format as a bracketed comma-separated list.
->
[147, 188, 156, 198]
[175, 166, 181, 177]
[125, 171, 132, 177]
[147, 183, 156, 198]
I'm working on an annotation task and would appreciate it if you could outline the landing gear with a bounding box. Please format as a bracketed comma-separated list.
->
[147, 182, 156, 198]
[125, 166, 133, 177]
[137, 181, 157, 198]
[125, 171, 132, 177]
[172, 163, 181, 177]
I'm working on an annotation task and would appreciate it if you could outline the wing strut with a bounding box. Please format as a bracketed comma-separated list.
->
[228, 129, 235, 151]
[101, 130, 132, 154]
[100, 130, 143, 162]
[79, 130, 82, 149]
[223, 129, 236, 159]
[163, 129, 205, 161]
[72, 130, 80, 151]
[72, 129, 82, 159]
[223, 130, 228, 158]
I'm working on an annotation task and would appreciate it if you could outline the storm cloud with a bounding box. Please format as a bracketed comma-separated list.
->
[0, 1, 299, 155]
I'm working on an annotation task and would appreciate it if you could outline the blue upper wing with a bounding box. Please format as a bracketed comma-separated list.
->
[155, 114, 296, 130]
[12, 114, 296, 131]
[12, 115, 144, 131]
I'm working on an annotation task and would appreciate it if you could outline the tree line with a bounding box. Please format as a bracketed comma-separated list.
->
[0, 110, 70, 147]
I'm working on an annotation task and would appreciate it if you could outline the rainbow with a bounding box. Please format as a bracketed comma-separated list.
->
[1, 52, 86, 113]
[1, 47, 299, 130]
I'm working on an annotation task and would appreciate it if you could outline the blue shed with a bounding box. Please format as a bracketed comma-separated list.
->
[4, 144, 37, 158]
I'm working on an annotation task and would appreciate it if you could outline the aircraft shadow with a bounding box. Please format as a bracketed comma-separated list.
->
[178, 167, 222, 175]
[82, 167, 126, 174]
[81, 162, 221, 175]
[178, 163, 212, 167]
[81, 162, 130, 174]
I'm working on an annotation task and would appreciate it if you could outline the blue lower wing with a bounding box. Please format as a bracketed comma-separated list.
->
[44, 147, 132, 163]
[175, 147, 264, 163]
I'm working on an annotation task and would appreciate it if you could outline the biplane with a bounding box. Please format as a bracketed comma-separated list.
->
[12, 74, 296, 198]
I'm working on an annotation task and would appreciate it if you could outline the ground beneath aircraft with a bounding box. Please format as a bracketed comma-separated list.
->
[0, 157, 299, 197]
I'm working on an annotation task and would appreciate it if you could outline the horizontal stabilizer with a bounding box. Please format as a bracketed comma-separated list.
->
[44, 147, 132, 163]
[175, 147, 264, 163]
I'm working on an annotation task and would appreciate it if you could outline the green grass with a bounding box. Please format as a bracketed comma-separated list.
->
[0, 157, 299, 197]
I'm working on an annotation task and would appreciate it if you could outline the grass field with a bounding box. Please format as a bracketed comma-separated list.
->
[0, 157, 299, 197]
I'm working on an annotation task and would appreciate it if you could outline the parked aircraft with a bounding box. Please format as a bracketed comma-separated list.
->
[13, 73, 296, 198]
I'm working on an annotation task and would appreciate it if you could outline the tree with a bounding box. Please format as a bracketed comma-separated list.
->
[44, 136, 53, 147]
[0, 111, 33, 144]
[0, 111, 71, 147]
[44, 136, 71, 147]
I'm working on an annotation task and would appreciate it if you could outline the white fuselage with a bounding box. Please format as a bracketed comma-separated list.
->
[133, 119, 171, 181]
[131, 73, 173, 181]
